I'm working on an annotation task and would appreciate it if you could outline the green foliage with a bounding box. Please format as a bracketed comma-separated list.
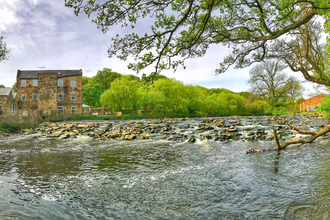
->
[93, 68, 122, 90]
[65, 115, 117, 120]
[250, 100, 270, 115]
[0, 84, 5, 88]
[65, 0, 330, 81]
[12, 82, 17, 92]
[99, 77, 269, 116]
[320, 95, 330, 119]
[82, 81, 106, 107]
[100, 76, 140, 113]
[141, 73, 168, 83]
[270, 107, 286, 116]
[82, 76, 92, 86]
[0, 122, 21, 133]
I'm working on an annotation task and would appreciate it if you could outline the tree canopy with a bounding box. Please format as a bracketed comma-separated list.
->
[0, 36, 9, 62]
[248, 60, 303, 107]
[65, 0, 330, 81]
[93, 68, 122, 89]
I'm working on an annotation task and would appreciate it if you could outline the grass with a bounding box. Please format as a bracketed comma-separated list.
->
[65, 115, 118, 121]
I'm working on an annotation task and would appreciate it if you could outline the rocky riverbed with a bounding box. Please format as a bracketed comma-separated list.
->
[17, 113, 330, 146]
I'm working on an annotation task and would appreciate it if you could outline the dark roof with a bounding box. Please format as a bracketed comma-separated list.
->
[0, 87, 12, 96]
[17, 69, 82, 79]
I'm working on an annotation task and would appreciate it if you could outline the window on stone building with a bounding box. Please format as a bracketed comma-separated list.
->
[58, 79, 63, 86]
[0, 103, 2, 111]
[21, 80, 26, 87]
[71, 106, 76, 114]
[33, 93, 38, 101]
[71, 93, 76, 101]
[33, 80, 38, 86]
[71, 80, 76, 87]
[58, 94, 63, 101]
[21, 94, 26, 101]
[58, 106, 64, 114]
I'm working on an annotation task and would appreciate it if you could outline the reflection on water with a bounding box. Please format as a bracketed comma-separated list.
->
[0, 126, 330, 219]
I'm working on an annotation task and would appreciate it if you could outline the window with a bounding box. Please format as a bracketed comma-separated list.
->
[21, 80, 26, 87]
[71, 106, 76, 114]
[0, 103, 2, 111]
[58, 79, 63, 86]
[71, 93, 76, 101]
[71, 80, 76, 87]
[58, 94, 63, 101]
[21, 94, 26, 101]
[58, 106, 64, 114]
[32, 93, 38, 101]
[33, 80, 38, 86]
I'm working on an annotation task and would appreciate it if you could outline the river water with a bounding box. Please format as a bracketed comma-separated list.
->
[1, 117, 330, 219]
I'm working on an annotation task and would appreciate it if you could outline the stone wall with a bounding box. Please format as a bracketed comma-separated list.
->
[0, 96, 8, 115]
[17, 78, 39, 111]
[57, 74, 82, 115]
[38, 73, 58, 112]
[0, 91, 14, 115]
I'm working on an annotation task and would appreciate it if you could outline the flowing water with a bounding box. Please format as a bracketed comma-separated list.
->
[1, 117, 330, 219]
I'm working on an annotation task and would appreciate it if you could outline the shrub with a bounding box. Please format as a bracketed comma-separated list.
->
[0, 122, 21, 133]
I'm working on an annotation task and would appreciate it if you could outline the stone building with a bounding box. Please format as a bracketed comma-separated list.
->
[300, 94, 327, 111]
[16, 69, 83, 115]
[0, 87, 16, 115]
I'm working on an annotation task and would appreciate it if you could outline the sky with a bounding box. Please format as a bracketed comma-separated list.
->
[0, 0, 323, 97]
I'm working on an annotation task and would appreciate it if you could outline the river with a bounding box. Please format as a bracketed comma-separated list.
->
[1, 116, 330, 219]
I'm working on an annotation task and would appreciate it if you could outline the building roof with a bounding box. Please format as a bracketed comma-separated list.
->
[302, 94, 327, 103]
[0, 87, 12, 96]
[17, 69, 82, 79]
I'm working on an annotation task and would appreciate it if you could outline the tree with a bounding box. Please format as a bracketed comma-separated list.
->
[284, 77, 304, 105]
[93, 68, 122, 89]
[82, 76, 92, 86]
[12, 82, 17, 92]
[0, 36, 9, 62]
[264, 18, 330, 86]
[0, 84, 5, 88]
[141, 73, 168, 83]
[100, 76, 140, 112]
[248, 60, 302, 107]
[82, 82, 106, 107]
[65, 0, 330, 78]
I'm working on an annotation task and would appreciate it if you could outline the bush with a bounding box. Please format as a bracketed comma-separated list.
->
[0, 122, 21, 133]
[320, 95, 330, 119]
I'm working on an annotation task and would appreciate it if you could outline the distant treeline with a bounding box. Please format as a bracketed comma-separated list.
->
[82, 68, 301, 117]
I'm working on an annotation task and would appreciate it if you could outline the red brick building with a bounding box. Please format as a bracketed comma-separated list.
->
[300, 94, 327, 111]
[16, 70, 83, 115]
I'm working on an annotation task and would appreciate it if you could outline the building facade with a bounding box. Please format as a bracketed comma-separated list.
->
[300, 94, 327, 111]
[16, 69, 83, 115]
[0, 87, 16, 116]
